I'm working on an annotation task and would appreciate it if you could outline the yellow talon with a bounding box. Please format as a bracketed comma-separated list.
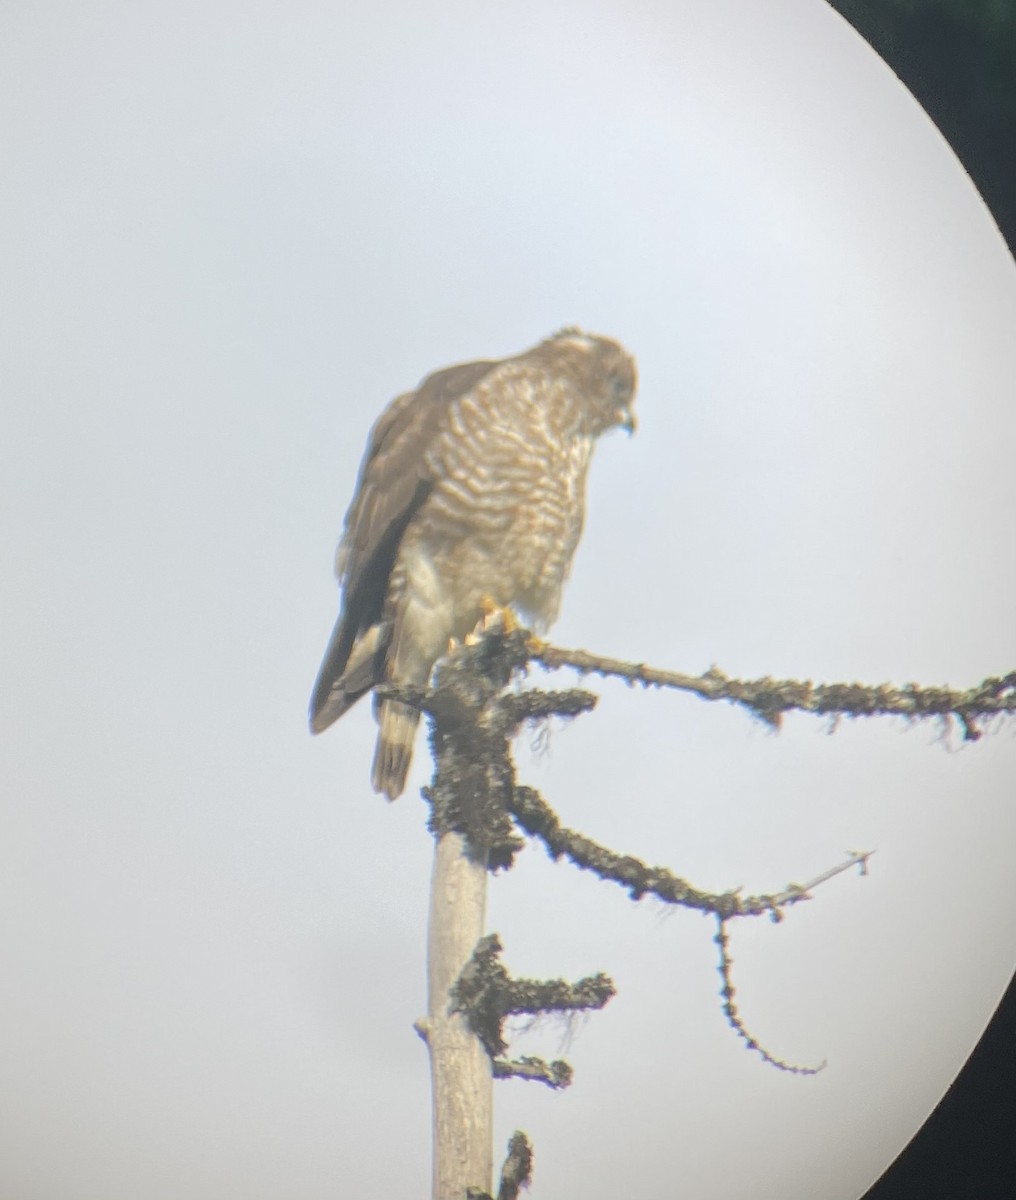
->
[480, 599, 518, 634]
[467, 597, 519, 640]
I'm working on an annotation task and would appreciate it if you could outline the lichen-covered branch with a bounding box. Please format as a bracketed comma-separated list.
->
[378, 629, 599, 868]
[493, 1056, 573, 1089]
[399, 624, 880, 1089]
[510, 783, 871, 920]
[529, 637, 1016, 740]
[495, 1131, 533, 1200]
[452, 933, 614, 1081]
[467, 1131, 535, 1200]
[714, 918, 825, 1075]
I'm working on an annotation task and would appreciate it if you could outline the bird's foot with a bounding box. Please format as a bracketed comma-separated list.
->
[466, 598, 518, 643]
[524, 631, 547, 656]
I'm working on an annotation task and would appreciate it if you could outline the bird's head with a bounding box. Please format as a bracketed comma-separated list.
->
[544, 327, 638, 437]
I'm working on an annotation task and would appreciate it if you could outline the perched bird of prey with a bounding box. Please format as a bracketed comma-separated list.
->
[310, 328, 637, 800]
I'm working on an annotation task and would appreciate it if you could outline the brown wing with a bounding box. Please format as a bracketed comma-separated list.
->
[309, 358, 498, 731]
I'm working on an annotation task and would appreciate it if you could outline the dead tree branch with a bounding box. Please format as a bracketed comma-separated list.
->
[492, 1056, 573, 1089]
[392, 621, 1000, 1193]
[467, 1130, 534, 1200]
[529, 638, 1016, 740]
[510, 783, 871, 921]
[397, 626, 878, 1100]
[452, 933, 614, 1081]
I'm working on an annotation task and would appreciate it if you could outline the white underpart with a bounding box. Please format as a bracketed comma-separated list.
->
[395, 542, 459, 683]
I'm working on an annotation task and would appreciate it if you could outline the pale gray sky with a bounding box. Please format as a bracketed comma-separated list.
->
[2, 2, 1015, 1198]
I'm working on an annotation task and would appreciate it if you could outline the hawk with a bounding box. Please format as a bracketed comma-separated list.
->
[310, 328, 637, 799]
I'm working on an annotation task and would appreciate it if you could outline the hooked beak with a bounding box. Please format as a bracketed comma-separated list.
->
[616, 405, 637, 436]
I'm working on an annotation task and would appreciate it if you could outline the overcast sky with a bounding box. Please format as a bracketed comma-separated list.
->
[3, 2, 1015, 1198]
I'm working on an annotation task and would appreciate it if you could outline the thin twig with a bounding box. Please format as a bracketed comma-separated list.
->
[715, 918, 825, 1076]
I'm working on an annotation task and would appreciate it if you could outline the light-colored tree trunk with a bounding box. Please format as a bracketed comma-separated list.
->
[425, 831, 492, 1200]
